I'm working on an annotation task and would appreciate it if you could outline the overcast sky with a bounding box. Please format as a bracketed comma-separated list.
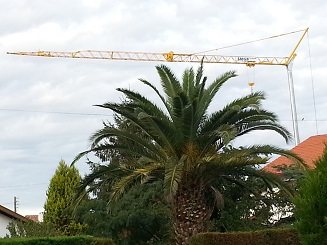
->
[0, 0, 326, 215]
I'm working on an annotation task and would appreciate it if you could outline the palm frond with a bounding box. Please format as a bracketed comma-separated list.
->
[138, 78, 172, 116]
[71, 150, 93, 166]
[197, 71, 237, 116]
[172, 91, 189, 121]
[199, 92, 266, 134]
[72, 164, 127, 206]
[236, 122, 292, 143]
[197, 125, 237, 158]
[180, 100, 198, 140]
[110, 162, 162, 202]
[195, 61, 204, 87]
[182, 67, 195, 98]
[202, 145, 305, 172]
[210, 186, 224, 209]
[89, 127, 166, 160]
[156, 65, 182, 104]
[164, 157, 185, 201]
[96, 102, 179, 159]
[116, 88, 170, 121]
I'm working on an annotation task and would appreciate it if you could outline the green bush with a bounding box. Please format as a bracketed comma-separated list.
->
[6, 220, 63, 237]
[0, 236, 115, 245]
[293, 145, 327, 245]
[190, 228, 300, 245]
[92, 237, 116, 245]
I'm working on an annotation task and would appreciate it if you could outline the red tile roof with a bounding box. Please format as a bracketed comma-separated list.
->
[25, 215, 39, 222]
[263, 134, 327, 174]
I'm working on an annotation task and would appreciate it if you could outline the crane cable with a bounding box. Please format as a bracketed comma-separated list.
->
[193, 28, 307, 55]
[307, 31, 319, 135]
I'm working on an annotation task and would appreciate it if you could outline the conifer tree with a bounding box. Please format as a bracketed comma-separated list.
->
[44, 159, 82, 234]
[294, 145, 327, 245]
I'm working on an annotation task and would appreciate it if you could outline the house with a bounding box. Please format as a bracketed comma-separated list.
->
[263, 134, 327, 175]
[25, 212, 43, 222]
[0, 205, 28, 237]
[259, 135, 327, 224]
[24, 215, 38, 222]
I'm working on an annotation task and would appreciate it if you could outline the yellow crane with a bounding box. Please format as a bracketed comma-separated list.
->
[7, 28, 309, 145]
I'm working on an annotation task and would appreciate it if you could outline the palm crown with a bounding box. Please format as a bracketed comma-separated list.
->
[74, 63, 303, 245]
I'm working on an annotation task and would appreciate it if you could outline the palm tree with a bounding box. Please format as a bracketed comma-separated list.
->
[73, 63, 303, 245]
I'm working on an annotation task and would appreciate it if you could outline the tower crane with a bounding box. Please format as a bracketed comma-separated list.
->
[7, 28, 309, 145]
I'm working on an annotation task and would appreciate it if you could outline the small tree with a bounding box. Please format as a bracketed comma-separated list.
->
[294, 145, 327, 245]
[44, 159, 84, 235]
[7, 220, 62, 237]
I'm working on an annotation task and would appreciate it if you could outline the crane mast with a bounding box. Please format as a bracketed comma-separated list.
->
[7, 28, 309, 145]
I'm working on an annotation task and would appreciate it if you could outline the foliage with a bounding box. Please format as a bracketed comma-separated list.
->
[73, 64, 303, 244]
[294, 145, 327, 245]
[92, 238, 116, 245]
[6, 220, 62, 238]
[74, 177, 171, 244]
[44, 160, 85, 235]
[190, 228, 300, 245]
[73, 198, 112, 238]
[209, 176, 294, 232]
[274, 164, 306, 188]
[0, 236, 115, 245]
[105, 181, 171, 245]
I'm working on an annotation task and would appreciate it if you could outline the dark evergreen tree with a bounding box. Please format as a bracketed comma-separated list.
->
[75, 179, 171, 244]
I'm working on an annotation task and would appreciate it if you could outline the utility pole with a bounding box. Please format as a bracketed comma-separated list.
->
[14, 196, 17, 212]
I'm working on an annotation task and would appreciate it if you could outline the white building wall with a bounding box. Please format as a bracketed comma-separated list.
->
[38, 212, 44, 222]
[0, 213, 12, 237]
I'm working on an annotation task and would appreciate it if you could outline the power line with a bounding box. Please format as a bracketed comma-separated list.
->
[0, 108, 326, 122]
[0, 183, 48, 189]
[0, 202, 13, 205]
[0, 108, 111, 117]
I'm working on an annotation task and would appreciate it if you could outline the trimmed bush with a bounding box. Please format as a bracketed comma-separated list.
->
[0, 236, 115, 245]
[190, 228, 300, 245]
[6, 220, 63, 238]
[92, 237, 116, 245]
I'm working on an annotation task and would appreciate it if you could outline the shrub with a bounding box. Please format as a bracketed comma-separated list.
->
[91, 237, 116, 245]
[293, 145, 327, 245]
[190, 228, 300, 245]
[6, 220, 62, 238]
[0, 236, 115, 245]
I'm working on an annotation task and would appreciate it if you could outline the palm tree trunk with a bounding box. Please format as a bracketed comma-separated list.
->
[173, 180, 213, 245]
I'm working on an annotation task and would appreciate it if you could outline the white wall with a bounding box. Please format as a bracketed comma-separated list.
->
[38, 212, 44, 222]
[0, 213, 12, 237]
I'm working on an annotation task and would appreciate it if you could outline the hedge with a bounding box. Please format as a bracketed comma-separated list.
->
[0, 236, 115, 245]
[190, 228, 300, 245]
